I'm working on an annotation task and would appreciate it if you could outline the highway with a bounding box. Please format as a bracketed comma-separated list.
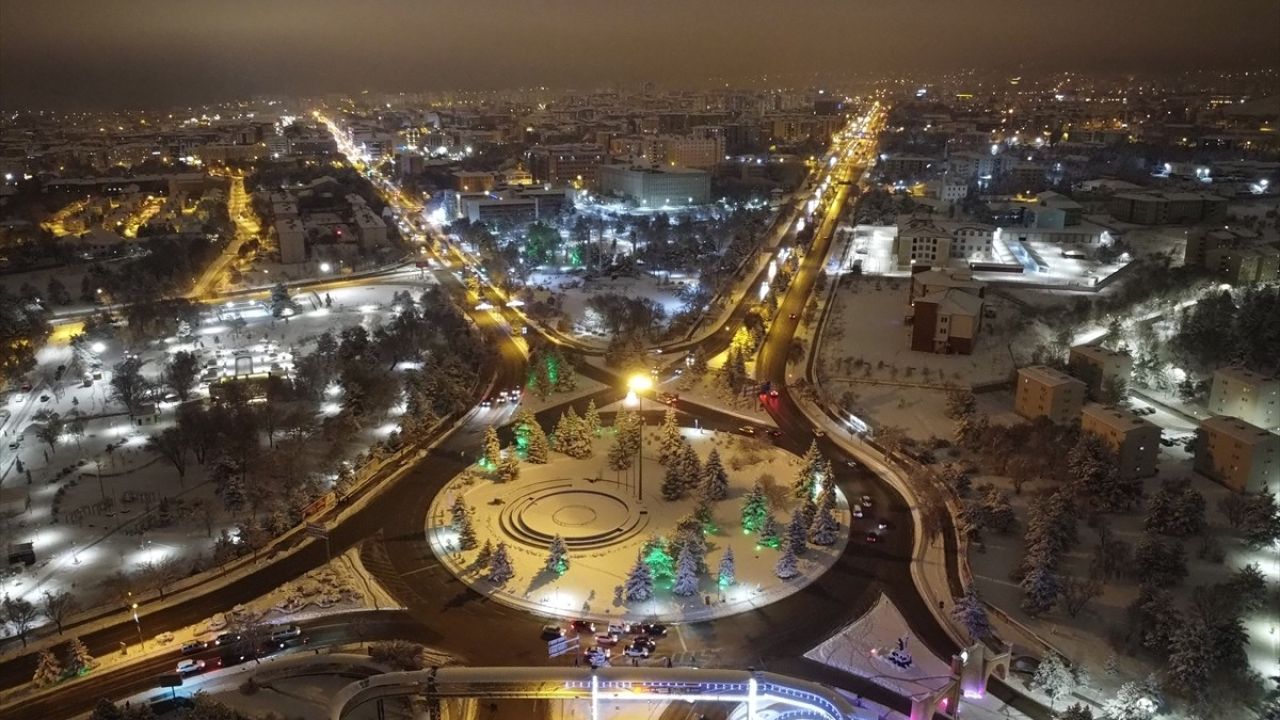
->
[188, 171, 259, 300]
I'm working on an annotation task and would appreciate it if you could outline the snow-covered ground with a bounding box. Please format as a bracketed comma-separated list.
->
[967, 444, 1277, 712]
[428, 427, 849, 624]
[524, 271, 693, 348]
[806, 594, 1032, 720]
[0, 279, 432, 629]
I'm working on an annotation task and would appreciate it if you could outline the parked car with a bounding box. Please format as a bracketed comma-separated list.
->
[180, 640, 207, 655]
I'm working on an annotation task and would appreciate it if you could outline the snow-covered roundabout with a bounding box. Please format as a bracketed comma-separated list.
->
[426, 410, 851, 624]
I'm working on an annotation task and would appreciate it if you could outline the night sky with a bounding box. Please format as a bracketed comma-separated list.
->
[2, 0, 1277, 109]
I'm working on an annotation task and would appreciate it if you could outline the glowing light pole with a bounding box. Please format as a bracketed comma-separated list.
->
[128, 594, 145, 650]
[625, 375, 653, 501]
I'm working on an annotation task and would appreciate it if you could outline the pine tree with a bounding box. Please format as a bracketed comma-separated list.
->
[65, 637, 94, 675]
[32, 649, 61, 688]
[717, 547, 736, 587]
[497, 450, 521, 482]
[662, 462, 686, 501]
[476, 539, 494, 567]
[658, 407, 683, 465]
[809, 499, 840, 546]
[487, 542, 515, 585]
[794, 441, 824, 500]
[1243, 486, 1280, 549]
[678, 441, 702, 494]
[693, 495, 715, 532]
[614, 409, 642, 456]
[624, 554, 654, 601]
[223, 473, 246, 512]
[760, 512, 782, 548]
[608, 436, 635, 472]
[1054, 703, 1094, 720]
[700, 449, 729, 501]
[1020, 564, 1059, 617]
[951, 585, 991, 640]
[583, 399, 602, 437]
[1165, 618, 1213, 701]
[483, 425, 502, 469]
[740, 481, 769, 534]
[517, 408, 550, 464]
[786, 511, 810, 556]
[673, 544, 700, 596]
[1099, 682, 1157, 720]
[449, 496, 469, 530]
[557, 408, 594, 459]
[775, 538, 800, 579]
[642, 536, 675, 580]
[545, 535, 570, 575]
[456, 512, 478, 550]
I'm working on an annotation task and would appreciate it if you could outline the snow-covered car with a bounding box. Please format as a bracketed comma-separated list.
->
[176, 659, 205, 675]
[269, 625, 302, 643]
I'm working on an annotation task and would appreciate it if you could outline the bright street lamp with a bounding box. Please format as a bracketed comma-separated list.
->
[625, 375, 653, 501]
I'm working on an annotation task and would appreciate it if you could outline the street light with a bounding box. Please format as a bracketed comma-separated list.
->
[625, 375, 653, 502]
[128, 595, 145, 650]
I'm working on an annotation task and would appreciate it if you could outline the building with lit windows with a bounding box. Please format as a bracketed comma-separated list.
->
[894, 215, 995, 269]
[1195, 415, 1280, 493]
[1081, 403, 1161, 479]
[526, 144, 605, 189]
[1209, 366, 1279, 429]
[598, 164, 710, 207]
[1015, 365, 1086, 425]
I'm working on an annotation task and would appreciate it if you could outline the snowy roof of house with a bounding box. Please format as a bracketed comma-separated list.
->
[1082, 403, 1156, 434]
[1201, 415, 1277, 445]
[1018, 365, 1082, 388]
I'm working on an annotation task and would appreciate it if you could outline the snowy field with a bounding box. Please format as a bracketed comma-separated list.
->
[524, 271, 694, 347]
[817, 276, 1032, 389]
[806, 594, 1032, 720]
[0, 280, 433, 630]
[428, 427, 850, 624]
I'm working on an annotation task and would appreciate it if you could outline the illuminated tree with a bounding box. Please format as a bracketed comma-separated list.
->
[65, 637, 94, 675]
[700, 449, 729, 501]
[624, 555, 654, 602]
[717, 547, 736, 587]
[32, 649, 61, 688]
[482, 425, 501, 469]
[774, 538, 800, 579]
[545, 535, 570, 575]
[740, 481, 769, 534]
[487, 542, 514, 586]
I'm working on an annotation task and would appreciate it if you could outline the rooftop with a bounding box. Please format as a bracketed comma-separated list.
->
[1082, 403, 1157, 434]
[1018, 365, 1083, 388]
[1202, 415, 1278, 445]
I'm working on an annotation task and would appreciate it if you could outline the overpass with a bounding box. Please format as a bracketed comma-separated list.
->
[330, 667, 873, 720]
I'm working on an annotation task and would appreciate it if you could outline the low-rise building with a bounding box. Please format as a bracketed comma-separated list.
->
[1210, 366, 1279, 429]
[1108, 191, 1228, 225]
[526, 144, 605, 189]
[1185, 227, 1280, 285]
[352, 206, 387, 249]
[895, 215, 995, 269]
[909, 288, 984, 355]
[1081, 403, 1161, 479]
[1068, 345, 1133, 395]
[1194, 415, 1280, 493]
[1015, 365, 1087, 424]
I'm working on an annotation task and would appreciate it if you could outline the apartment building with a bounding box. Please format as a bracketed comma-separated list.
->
[1210, 366, 1279, 429]
[1081, 403, 1161, 479]
[1068, 345, 1133, 394]
[1194, 415, 1280, 493]
[1015, 365, 1087, 424]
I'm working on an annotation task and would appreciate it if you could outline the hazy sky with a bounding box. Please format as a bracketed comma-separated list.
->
[2, 0, 1278, 109]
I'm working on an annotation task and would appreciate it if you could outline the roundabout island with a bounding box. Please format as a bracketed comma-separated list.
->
[426, 407, 851, 624]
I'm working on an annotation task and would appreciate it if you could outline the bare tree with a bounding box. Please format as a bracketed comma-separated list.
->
[139, 557, 184, 600]
[146, 428, 189, 486]
[41, 590, 78, 635]
[2, 597, 41, 647]
[1059, 576, 1103, 617]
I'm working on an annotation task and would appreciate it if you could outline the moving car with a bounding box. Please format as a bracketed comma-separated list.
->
[630, 636, 657, 651]
[865, 532, 880, 544]
[176, 659, 205, 675]
[636, 623, 668, 637]
[738, 425, 756, 435]
[594, 633, 621, 646]
[877, 519, 891, 531]
[214, 632, 243, 647]
[571, 620, 596, 635]
[623, 643, 651, 658]
[540, 625, 564, 641]
[860, 494, 872, 506]
[269, 625, 302, 643]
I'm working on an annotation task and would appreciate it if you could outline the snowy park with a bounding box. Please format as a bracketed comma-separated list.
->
[427, 407, 851, 623]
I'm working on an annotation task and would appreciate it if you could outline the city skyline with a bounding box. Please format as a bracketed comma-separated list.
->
[2, 0, 1279, 109]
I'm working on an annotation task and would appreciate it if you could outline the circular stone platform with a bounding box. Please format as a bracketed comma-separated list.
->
[426, 427, 851, 625]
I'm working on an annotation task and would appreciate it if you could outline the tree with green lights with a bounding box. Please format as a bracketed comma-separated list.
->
[658, 407, 682, 464]
[583, 399, 602, 437]
[519, 409, 550, 464]
[65, 637, 94, 675]
[545, 535, 570, 575]
[642, 536, 675, 580]
[741, 481, 769, 534]
[717, 547, 736, 587]
[483, 425, 502, 469]
[700, 448, 729, 501]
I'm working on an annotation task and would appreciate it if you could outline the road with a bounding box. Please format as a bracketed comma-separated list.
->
[3, 104, 1048, 720]
[188, 172, 259, 300]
